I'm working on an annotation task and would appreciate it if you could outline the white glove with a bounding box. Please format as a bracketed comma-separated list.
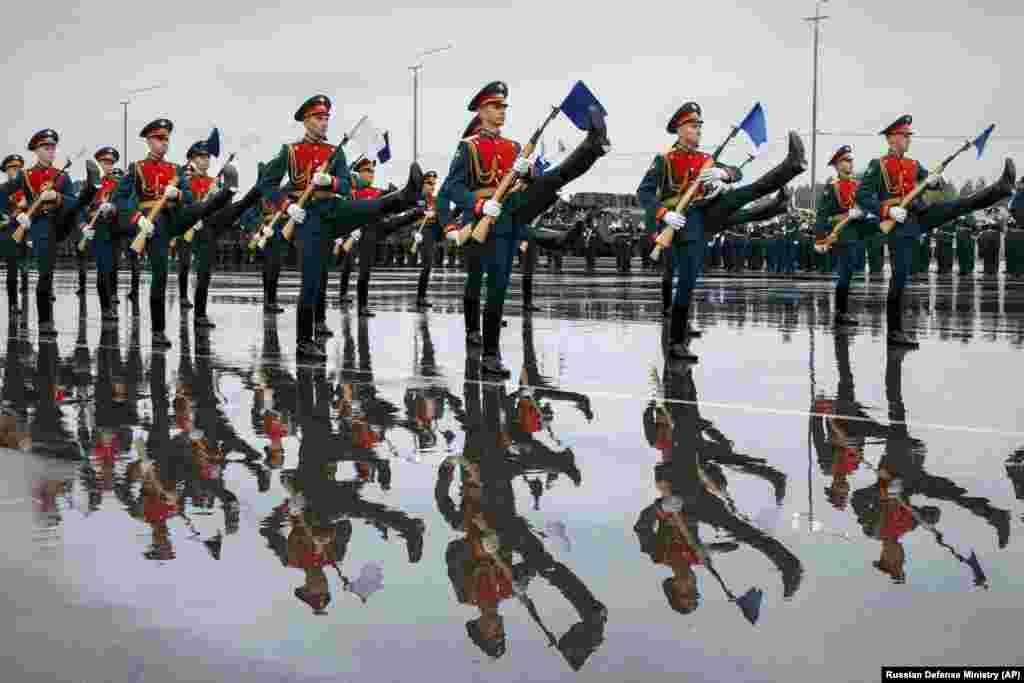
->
[661, 495, 684, 513]
[350, 228, 362, 242]
[513, 157, 531, 175]
[482, 199, 501, 218]
[313, 172, 333, 188]
[192, 221, 203, 232]
[39, 189, 58, 202]
[413, 232, 423, 244]
[82, 228, 95, 240]
[848, 206, 865, 220]
[814, 243, 829, 254]
[98, 202, 115, 217]
[888, 206, 908, 223]
[163, 185, 179, 200]
[663, 211, 687, 229]
[334, 237, 344, 247]
[16, 213, 30, 229]
[698, 167, 729, 183]
[927, 174, 943, 189]
[287, 204, 306, 224]
[137, 216, 154, 235]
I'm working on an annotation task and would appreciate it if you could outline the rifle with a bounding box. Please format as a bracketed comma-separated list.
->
[78, 175, 118, 253]
[182, 152, 236, 243]
[282, 117, 367, 243]
[878, 127, 993, 236]
[466, 107, 561, 245]
[130, 172, 181, 255]
[12, 159, 73, 243]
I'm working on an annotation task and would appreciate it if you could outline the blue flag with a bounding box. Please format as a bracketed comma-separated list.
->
[377, 131, 391, 164]
[738, 103, 767, 149]
[206, 127, 221, 158]
[559, 81, 607, 132]
[972, 124, 994, 159]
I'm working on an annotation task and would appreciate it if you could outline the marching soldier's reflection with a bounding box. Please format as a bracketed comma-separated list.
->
[402, 315, 461, 454]
[848, 349, 1010, 584]
[261, 358, 425, 614]
[435, 357, 606, 669]
[1, 320, 31, 451]
[252, 317, 293, 471]
[636, 366, 802, 615]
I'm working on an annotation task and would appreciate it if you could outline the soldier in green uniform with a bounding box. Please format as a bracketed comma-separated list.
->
[114, 119, 236, 348]
[814, 145, 877, 327]
[256, 94, 423, 358]
[443, 81, 610, 376]
[1, 154, 25, 314]
[76, 147, 122, 322]
[638, 102, 806, 360]
[955, 215, 976, 276]
[856, 114, 1015, 347]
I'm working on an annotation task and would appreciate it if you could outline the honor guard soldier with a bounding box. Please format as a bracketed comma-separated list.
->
[0, 130, 80, 337]
[79, 147, 122, 322]
[115, 119, 236, 348]
[955, 216, 976, 276]
[177, 140, 222, 312]
[413, 170, 441, 309]
[1, 154, 25, 315]
[257, 94, 423, 359]
[856, 115, 1015, 347]
[637, 104, 742, 362]
[340, 156, 385, 319]
[814, 145, 877, 328]
[181, 139, 221, 328]
[443, 81, 610, 377]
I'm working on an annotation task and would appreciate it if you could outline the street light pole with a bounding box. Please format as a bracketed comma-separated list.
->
[121, 82, 168, 170]
[409, 44, 454, 164]
[804, 1, 829, 211]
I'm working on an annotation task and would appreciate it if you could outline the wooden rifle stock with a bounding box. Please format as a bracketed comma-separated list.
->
[131, 176, 180, 255]
[13, 159, 72, 243]
[650, 157, 714, 260]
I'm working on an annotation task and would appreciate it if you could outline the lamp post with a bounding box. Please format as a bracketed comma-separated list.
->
[409, 44, 454, 164]
[121, 82, 169, 170]
[804, 0, 829, 210]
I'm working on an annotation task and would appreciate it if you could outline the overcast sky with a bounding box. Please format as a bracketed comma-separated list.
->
[3, 0, 1021, 194]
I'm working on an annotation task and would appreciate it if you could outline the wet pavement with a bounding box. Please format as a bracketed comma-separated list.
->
[2, 263, 1023, 683]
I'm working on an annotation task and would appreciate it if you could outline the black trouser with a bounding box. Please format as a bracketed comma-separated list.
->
[416, 227, 437, 301]
[195, 270, 212, 318]
[4, 254, 16, 310]
[262, 245, 282, 305]
[356, 228, 378, 310]
[521, 238, 538, 306]
[177, 242, 192, 301]
[76, 250, 88, 293]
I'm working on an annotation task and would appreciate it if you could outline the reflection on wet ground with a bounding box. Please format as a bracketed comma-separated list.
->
[2, 265, 1023, 682]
